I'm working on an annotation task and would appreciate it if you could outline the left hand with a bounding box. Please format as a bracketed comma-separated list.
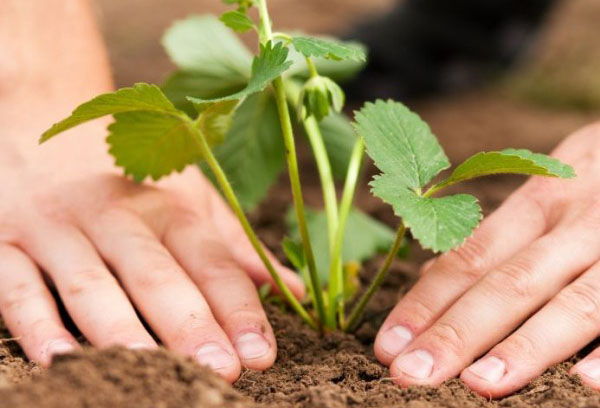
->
[374, 123, 600, 397]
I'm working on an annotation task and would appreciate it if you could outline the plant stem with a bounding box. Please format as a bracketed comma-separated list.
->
[305, 57, 319, 78]
[302, 117, 339, 261]
[191, 121, 317, 330]
[327, 138, 364, 328]
[344, 222, 406, 332]
[257, 0, 327, 326]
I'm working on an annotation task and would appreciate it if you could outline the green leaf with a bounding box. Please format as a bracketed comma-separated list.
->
[40, 83, 179, 142]
[107, 111, 200, 182]
[432, 150, 576, 192]
[287, 208, 396, 283]
[354, 100, 450, 190]
[162, 70, 248, 117]
[188, 41, 292, 104]
[162, 15, 252, 75]
[371, 174, 482, 253]
[282, 236, 306, 270]
[220, 11, 256, 33]
[319, 112, 358, 179]
[291, 36, 366, 62]
[192, 100, 240, 146]
[200, 93, 285, 210]
[501, 149, 576, 178]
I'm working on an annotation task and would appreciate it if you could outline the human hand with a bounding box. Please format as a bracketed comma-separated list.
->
[374, 123, 600, 397]
[0, 128, 304, 383]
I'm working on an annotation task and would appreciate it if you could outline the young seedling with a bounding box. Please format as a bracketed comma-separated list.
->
[40, 0, 575, 333]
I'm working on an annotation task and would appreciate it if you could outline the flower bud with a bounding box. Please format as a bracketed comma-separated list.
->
[298, 76, 345, 121]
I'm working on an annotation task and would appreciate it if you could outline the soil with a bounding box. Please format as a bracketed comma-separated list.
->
[1, 0, 600, 407]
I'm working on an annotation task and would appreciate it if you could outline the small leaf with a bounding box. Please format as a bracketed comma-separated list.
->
[220, 11, 256, 33]
[371, 174, 482, 253]
[41, 84, 179, 142]
[501, 149, 576, 178]
[162, 15, 252, 75]
[200, 93, 285, 210]
[291, 36, 366, 62]
[107, 111, 201, 182]
[287, 208, 397, 283]
[354, 100, 450, 190]
[433, 150, 576, 192]
[282, 236, 306, 270]
[188, 41, 292, 104]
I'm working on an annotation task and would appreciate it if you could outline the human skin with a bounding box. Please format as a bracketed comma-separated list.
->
[0, 0, 304, 384]
[375, 125, 600, 397]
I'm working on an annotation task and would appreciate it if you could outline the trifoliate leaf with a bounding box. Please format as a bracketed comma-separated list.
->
[501, 149, 576, 178]
[291, 36, 366, 62]
[162, 15, 252, 74]
[287, 208, 397, 283]
[432, 150, 576, 192]
[40, 84, 179, 142]
[354, 100, 450, 190]
[371, 174, 482, 253]
[220, 11, 256, 33]
[200, 93, 285, 210]
[107, 111, 201, 182]
[319, 112, 358, 179]
[188, 41, 292, 104]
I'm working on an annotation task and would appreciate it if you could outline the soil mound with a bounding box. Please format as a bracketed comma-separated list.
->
[0, 347, 253, 408]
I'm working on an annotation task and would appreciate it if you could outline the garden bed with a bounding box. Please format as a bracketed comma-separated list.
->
[1, 113, 599, 406]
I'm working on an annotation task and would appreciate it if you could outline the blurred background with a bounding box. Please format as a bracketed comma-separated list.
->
[92, 0, 600, 163]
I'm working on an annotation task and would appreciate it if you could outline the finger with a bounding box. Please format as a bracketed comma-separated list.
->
[388, 209, 600, 386]
[80, 207, 241, 382]
[0, 245, 78, 367]
[21, 222, 157, 350]
[572, 346, 600, 390]
[462, 260, 600, 397]
[164, 221, 277, 370]
[206, 186, 306, 300]
[375, 191, 549, 364]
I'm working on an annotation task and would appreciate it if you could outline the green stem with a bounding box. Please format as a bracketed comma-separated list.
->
[302, 117, 339, 259]
[344, 222, 406, 332]
[191, 121, 317, 330]
[257, 0, 327, 326]
[305, 57, 319, 78]
[327, 138, 364, 328]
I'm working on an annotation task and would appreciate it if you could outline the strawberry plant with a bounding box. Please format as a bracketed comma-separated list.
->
[40, 0, 575, 332]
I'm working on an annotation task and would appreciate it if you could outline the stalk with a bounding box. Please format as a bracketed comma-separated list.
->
[257, 0, 327, 325]
[302, 114, 339, 258]
[190, 121, 317, 330]
[344, 223, 406, 332]
[326, 138, 364, 328]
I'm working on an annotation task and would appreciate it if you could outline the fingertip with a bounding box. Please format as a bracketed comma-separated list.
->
[460, 358, 514, 399]
[374, 324, 414, 366]
[39, 338, 80, 367]
[233, 331, 276, 371]
[571, 358, 600, 389]
[279, 266, 306, 300]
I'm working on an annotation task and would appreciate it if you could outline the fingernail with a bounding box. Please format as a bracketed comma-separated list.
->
[395, 349, 434, 379]
[234, 332, 270, 361]
[468, 356, 506, 383]
[127, 343, 155, 350]
[195, 343, 235, 370]
[379, 325, 413, 357]
[46, 340, 75, 358]
[576, 358, 600, 381]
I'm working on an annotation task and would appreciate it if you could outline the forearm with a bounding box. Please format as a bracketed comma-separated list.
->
[0, 0, 114, 171]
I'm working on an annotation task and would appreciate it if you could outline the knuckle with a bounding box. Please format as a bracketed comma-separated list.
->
[488, 257, 537, 300]
[427, 320, 469, 354]
[221, 309, 266, 332]
[131, 264, 183, 291]
[65, 266, 115, 297]
[449, 236, 490, 275]
[0, 283, 47, 312]
[502, 332, 538, 358]
[399, 294, 438, 327]
[555, 281, 600, 323]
